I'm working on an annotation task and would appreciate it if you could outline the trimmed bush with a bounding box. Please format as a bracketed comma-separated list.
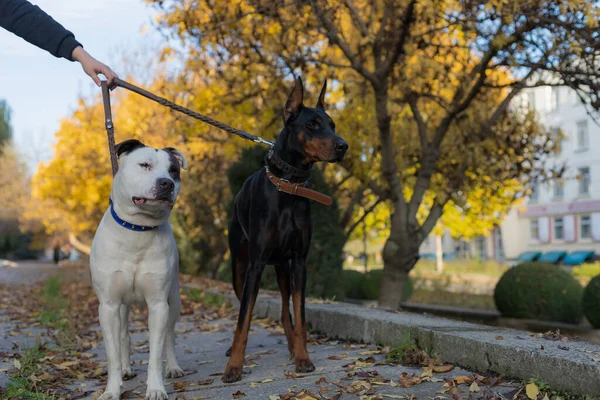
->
[227, 146, 345, 299]
[342, 269, 412, 302]
[494, 263, 584, 324]
[583, 275, 600, 328]
[342, 270, 365, 299]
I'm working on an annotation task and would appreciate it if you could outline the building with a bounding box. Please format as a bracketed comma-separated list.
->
[500, 85, 600, 259]
[420, 85, 600, 261]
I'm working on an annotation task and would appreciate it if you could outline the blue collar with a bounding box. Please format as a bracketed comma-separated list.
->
[109, 199, 158, 232]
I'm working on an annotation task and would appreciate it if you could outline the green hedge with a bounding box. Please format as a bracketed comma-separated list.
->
[494, 263, 584, 324]
[342, 269, 412, 302]
[582, 275, 600, 328]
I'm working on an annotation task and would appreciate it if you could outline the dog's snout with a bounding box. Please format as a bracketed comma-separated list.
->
[335, 139, 349, 154]
[157, 178, 174, 192]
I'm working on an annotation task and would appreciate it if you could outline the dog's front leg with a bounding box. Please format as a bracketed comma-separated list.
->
[98, 301, 123, 400]
[146, 300, 169, 400]
[291, 258, 315, 373]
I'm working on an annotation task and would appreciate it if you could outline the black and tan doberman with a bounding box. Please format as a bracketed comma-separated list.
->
[222, 77, 348, 383]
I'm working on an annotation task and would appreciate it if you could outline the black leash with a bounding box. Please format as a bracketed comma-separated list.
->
[101, 78, 274, 176]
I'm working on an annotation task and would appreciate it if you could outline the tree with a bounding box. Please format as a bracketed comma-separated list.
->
[149, 0, 600, 307]
[0, 100, 12, 150]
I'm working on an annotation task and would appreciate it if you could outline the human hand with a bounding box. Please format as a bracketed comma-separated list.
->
[71, 46, 119, 87]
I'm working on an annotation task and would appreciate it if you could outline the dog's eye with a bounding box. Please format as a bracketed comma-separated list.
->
[139, 162, 151, 169]
[307, 121, 318, 130]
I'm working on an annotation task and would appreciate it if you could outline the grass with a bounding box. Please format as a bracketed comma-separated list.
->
[344, 259, 509, 277]
[572, 262, 600, 280]
[6, 345, 56, 400]
[385, 331, 415, 364]
[409, 288, 496, 310]
[412, 259, 509, 276]
[38, 276, 68, 329]
[528, 378, 599, 400]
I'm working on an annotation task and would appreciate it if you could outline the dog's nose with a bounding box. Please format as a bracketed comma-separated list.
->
[335, 139, 349, 154]
[157, 178, 174, 191]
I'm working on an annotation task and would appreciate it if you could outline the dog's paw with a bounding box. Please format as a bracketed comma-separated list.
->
[122, 367, 136, 380]
[294, 358, 316, 373]
[145, 388, 168, 400]
[221, 366, 243, 383]
[98, 390, 120, 400]
[166, 366, 185, 378]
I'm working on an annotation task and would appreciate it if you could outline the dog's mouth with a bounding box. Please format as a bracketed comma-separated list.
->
[132, 196, 173, 206]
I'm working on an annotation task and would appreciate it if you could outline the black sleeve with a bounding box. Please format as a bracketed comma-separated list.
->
[0, 0, 82, 61]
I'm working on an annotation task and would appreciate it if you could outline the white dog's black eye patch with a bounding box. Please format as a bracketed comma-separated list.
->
[115, 139, 146, 157]
[168, 155, 180, 181]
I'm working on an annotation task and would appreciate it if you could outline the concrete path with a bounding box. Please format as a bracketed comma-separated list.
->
[70, 317, 521, 399]
[0, 262, 524, 399]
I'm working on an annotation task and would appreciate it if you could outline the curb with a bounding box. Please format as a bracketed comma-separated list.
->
[183, 283, 600, 396]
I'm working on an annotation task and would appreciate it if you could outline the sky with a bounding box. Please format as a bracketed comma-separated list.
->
[0, 0, 163, 171]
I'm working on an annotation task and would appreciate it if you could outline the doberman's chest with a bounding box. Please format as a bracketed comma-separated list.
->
[261, 200, 311, 262]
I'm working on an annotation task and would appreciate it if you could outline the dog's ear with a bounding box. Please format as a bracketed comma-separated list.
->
[316, 80, 327, 110]
[283, 77, 304, 124]
[163, 147, 188, 170]
[115, 139, 146, 158]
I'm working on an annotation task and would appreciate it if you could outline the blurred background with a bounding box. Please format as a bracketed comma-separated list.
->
[1, 0, 600, 333]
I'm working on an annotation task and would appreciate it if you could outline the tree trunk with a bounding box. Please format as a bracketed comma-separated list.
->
[435, 234, 444, 273]
[379, 220, 421, 308]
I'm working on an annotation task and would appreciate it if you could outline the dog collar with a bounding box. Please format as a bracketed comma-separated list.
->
[109, 199, 158, 231]
[267, 149, 311, 181]
[265, 167, 332, 206]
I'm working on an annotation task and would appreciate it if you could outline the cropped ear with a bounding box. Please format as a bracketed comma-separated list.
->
[283, 77, 304, 124]
[316, 80, 327, 110]
[115, 139, 146, 158]
[163, 147, 188, 170]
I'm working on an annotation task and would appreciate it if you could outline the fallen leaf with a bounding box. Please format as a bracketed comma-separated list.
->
[469, 381, 480, 393]
[198, 378, 214, 385]
[496, 336, 504, 340]
[382, 395, 407, 399]
[14, 358, 21, 370]
[526, 382, 539, 399]
[431, 364, 454, 373]
[233, 390, 246, 398]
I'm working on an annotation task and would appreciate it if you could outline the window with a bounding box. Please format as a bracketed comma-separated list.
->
[553, 180, 564, 199]
[530, 186, 539, 202]
[577, 120, 589, 150]
[551, 88, 560, 110]
[579, 167, 591, 196]
[581, 215, 592, 239]
[530, 219, 539, 240]
[554, 217, 564, 240]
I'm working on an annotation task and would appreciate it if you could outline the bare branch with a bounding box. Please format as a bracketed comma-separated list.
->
[418, 201, 445, 240]
[342, 0, 369, 37]
[309, 0, 379, 85]
[379, 0, 417, 77]
[345, 198, 383, 240]
[406, 94, 429, 149]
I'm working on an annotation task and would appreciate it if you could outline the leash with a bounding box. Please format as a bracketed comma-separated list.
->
[100, 78, 274, 176]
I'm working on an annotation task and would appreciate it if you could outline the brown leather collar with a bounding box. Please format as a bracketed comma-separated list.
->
[265, 167, 332, 206]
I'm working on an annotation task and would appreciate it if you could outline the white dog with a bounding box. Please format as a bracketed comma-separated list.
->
[90, 139, 187, 400]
